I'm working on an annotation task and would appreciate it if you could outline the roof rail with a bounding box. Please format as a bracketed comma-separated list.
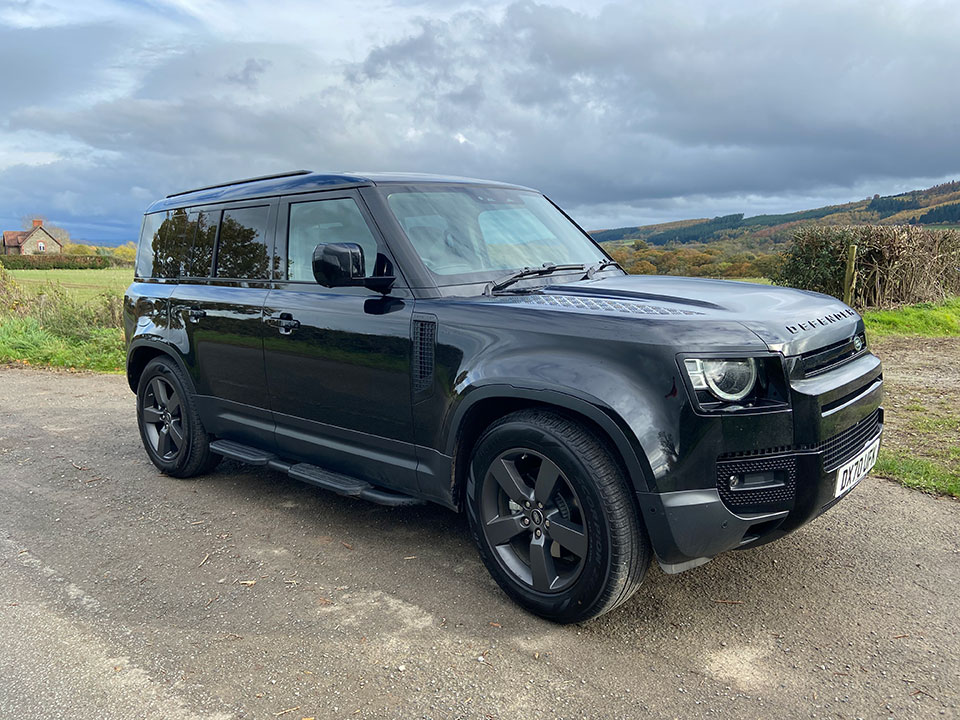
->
[165, 170, 312, 198]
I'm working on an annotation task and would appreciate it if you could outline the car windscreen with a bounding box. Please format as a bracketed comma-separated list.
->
[383, 186, 606, 282]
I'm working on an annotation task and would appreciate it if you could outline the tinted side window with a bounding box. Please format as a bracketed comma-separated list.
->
[215, 206, 270, 279]
[136, 212, 165, 278]
[184, 208, 218, 277]
[137, 209, 197, 279]
[288, 198, 379, 281]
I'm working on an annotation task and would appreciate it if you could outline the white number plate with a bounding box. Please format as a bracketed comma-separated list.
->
[834, 437, 880, 498]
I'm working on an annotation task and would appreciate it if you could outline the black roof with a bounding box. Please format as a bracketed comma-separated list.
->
[145, 171, 534, 213]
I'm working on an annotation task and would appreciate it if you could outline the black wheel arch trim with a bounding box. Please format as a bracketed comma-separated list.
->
[127, 337, 196, 395]
[445, 382, 653, 495]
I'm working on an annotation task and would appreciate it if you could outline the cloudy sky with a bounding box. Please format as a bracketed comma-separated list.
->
[1, 0, 958, 244]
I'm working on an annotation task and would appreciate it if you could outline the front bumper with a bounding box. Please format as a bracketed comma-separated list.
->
[639, 352, 883, 573]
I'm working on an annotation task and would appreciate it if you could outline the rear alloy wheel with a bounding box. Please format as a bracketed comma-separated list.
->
[137, 357, 220, 478]
[142, 375, 185, 461]
[466, 410, 650, 623]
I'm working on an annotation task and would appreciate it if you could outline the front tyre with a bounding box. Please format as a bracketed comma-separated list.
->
[136, 356, 220, 478]
[466, 410, 650, 623]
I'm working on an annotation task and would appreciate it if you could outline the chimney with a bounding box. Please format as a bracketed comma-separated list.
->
[32, 218, 43, 228]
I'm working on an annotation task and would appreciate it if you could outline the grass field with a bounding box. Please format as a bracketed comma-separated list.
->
[8, 266, 133, 300]
[862, 297, 960, 337]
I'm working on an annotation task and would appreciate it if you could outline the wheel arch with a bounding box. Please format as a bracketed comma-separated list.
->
[446, 384, 654, 510]
[126, 339, 195, 395]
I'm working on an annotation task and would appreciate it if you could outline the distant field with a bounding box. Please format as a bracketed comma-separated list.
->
[726, 276, 771, 284]
[8, 266, 133, 299]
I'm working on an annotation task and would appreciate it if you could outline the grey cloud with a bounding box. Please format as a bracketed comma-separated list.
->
[1, 0, 959, 242]
[224, 58, 271, 88]
[0, 22, 126, 104]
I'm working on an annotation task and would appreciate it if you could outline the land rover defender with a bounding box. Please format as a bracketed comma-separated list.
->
[124, 171, 883, 622]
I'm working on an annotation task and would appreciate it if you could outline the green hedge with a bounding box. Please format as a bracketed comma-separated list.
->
[774, 225, 960, 308]
[0, 254, 133, 270]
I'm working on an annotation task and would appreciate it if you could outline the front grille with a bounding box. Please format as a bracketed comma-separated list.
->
[801, 333, 867, 376]
[715, 409, 881, 513]
[716, 455, 797, 514]
[819, 408, 882, 470]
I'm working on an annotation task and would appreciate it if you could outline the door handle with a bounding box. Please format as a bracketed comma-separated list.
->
[187, 308, 206, 323]
[266, 312, 301, 335]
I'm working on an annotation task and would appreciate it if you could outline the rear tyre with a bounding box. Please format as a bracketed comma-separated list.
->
[466, 409, 650, 623]
[136, 357, 220, 478]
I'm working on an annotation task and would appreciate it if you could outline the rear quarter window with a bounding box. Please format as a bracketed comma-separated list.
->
[136, 209, 197, 279]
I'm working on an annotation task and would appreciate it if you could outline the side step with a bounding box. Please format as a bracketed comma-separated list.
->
[209, 439, 275, 465]
[209, 439, 423, 508]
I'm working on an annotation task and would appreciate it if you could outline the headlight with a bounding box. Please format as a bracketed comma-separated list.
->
[684, 358, 758, 402]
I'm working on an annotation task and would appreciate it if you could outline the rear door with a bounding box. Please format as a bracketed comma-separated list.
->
[170, 200, 278, 446]
[262, 190, 418, 493]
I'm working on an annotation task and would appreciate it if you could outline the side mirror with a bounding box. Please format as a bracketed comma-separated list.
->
[312, 242, 396, 295]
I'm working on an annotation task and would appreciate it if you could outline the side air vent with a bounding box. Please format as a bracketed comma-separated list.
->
[412, 316, 437, 398]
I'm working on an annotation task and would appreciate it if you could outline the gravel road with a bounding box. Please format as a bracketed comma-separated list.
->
[1, 367, 957, 719]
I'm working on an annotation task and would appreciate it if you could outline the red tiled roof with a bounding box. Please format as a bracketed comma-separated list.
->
[2, 230, 29, 247]
[2, 227, 63, 248]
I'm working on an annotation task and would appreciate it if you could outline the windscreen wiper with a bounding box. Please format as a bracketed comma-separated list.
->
[583, 259, 623, 279]
[484, 263, 588, 295]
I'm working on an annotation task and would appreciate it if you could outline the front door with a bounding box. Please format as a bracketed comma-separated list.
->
[262, 191, 418, 493]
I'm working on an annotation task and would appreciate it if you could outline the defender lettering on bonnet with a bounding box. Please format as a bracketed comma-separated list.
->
[124, 171, 883, 624]
[785, 307, 858, 334]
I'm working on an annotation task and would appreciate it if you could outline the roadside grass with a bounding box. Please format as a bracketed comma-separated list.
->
[0, 263, 125, 372]
[0, 317, 124, 372]
[863, 297, 960, 337]
[874, 450, 960, 498]
[870, 328, 960, 500]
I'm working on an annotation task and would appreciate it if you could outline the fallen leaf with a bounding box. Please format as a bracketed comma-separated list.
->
[489, 622, 502, 629]
[317, 596, 332, 605]
[341, 542, 353, 550]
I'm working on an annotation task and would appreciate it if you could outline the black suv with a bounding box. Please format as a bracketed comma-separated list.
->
[124, 170, 883, 622]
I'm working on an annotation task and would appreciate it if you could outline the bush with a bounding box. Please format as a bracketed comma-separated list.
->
[774, 225, 960, 308]
[0, 253, 133, 270]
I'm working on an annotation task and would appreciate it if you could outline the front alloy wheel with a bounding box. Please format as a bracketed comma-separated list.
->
[480, 449, 588, 594]
[466, 410, 650, 623]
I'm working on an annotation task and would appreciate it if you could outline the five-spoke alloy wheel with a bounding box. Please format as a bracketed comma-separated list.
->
[480, 449, 588, 594]
[466, 409, 650, 623]
[141, 375, 185, 461]
[136, 356, 220, 478]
